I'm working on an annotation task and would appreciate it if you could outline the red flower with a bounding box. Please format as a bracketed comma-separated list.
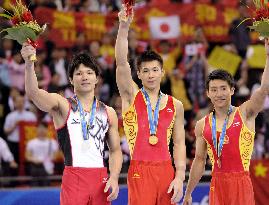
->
[123, 0, 134, 16]
[11, 16, 20, 25]
[254, 8, 269, 21]
[22, 11, 33, 23]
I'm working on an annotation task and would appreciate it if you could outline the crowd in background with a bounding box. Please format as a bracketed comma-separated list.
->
[0, 0, 269, 187]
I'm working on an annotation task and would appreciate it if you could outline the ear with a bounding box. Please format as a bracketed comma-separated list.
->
[231, 87, 235, 96]
[206, 90, 210, 98]
[69, 77, 73, 86]
[95, 76, 99, 84]
[137, 70, 141, 80]
[161, 68, 165, 77]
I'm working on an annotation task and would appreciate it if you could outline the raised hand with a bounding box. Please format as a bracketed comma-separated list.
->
[21, 42, 36, 65]
[118, 4, 134, 25]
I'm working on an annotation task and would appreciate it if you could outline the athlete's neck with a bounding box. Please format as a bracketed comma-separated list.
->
[143, 86, 161, 98]
[75, 91, 95, 111]
[214, 104, 232, 118]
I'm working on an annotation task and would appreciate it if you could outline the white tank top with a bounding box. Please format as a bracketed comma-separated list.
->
[57, 97, 109, 168]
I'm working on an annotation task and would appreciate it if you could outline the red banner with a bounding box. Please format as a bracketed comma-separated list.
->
[250, 160, 269, 205]
[34, 3, 243, 47]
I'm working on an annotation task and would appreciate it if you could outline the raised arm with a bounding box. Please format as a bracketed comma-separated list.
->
[241, 39, 269, 118]
[115, 7, 137, 104]
[21, 43, 69, 119]
[104, 106, 123, 201]
[167, 99, 186, 204]
[183, 118, 207, 205]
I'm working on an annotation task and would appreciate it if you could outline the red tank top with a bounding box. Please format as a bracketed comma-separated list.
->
[203, 108, 255, 173]
[123, 91, 176, 161]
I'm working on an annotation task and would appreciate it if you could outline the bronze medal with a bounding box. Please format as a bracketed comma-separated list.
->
[149, 135, 158, 145]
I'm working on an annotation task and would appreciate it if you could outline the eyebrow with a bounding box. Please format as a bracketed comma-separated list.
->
[210, 85, 227, 89]
[141, 66, 160, 70]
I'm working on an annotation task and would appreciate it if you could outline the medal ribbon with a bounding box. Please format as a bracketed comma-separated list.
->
[212, 105, 233, 158]
[141, 87, 162, 136]
[76, 96, 97, 141]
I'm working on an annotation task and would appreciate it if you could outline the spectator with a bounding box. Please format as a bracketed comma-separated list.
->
[7, 49, 25, 91]
[229, 3, 251, 58]
[49, 47, 69, 87]
[183, 26, 209, 110]
[35, 49, 52, 90]
[0, 137, 18, 177]
[25, 122, 58, 186]
[4, 95, 37, 164]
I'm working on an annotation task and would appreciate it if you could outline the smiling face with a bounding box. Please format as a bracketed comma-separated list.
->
[137, 60, 164, 90]
[207, 79, 234, 109]
[70, 64, 98, 94]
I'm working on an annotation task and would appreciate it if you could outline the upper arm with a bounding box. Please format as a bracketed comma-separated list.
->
[194, 119, 207, 161]
[116, 64, 138, 103]
[172, 99, 185, 144]
[241, 87, 267, 119]
[3, 115, 12, 131]
[28, 89, 69, 116]
[0, 139, 14, 162]
[106, 106, 121, 152]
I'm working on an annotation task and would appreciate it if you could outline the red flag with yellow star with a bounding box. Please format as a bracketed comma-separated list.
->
[250, 160, 269, 205]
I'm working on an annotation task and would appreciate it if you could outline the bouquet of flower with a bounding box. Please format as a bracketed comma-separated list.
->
[243, 0, 269, 38]
[0, 0, 46, 61]
[123, 0, 135, 16]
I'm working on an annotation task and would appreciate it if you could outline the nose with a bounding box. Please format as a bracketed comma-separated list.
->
[215, 89, 222, 97]
[82, 73, 88, 81]
[148, 70, 154, 78]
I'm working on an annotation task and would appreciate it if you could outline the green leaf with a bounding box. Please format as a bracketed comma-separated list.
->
[0, 13, 12, 19]
[253, 21, 269, 33]
[3, 34, 14, 39]
[1, 25, 37, 45]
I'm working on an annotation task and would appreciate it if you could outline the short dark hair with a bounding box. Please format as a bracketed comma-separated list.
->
[68, 52, 101, 80]
[37, 121, 48, 128]
[206, 69, 235, 90]
[136, 50, 163, 71]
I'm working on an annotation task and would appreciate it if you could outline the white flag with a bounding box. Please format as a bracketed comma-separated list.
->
[149, 15, 180, 39]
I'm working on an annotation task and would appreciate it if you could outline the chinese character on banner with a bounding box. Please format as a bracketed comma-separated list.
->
[250, 160, 269, 205]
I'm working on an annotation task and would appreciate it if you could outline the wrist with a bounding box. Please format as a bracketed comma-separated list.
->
[119, 22, 130, 29]
[175, 170, 185, 181]
[109, 173, 119, 180]
[25, 61, 34, 69]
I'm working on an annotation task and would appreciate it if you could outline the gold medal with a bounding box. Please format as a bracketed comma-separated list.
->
[217, 159, 221, 168]
[149, 135, 158, 145]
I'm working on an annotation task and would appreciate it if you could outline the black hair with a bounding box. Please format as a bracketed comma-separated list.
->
[136, 50, 163, 71]
[37, 121, 48, 128]
[68, 52, 101, 80]
[206, 69, 235, 90]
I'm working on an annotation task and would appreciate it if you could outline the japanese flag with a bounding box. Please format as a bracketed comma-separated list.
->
[149, 15, 180, 39]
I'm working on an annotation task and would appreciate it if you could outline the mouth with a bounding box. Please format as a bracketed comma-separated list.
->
[147, 80, 155, 84]
[215, 99, 226, 103]
[81, 83, 90, 86]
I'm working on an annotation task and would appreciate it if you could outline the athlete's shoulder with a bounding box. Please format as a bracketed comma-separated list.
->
[195, 117, 206, 137]
[170, 96, 184, 113]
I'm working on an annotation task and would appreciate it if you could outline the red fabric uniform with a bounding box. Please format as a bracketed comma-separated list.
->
[203, 107, 255, 205]
[60, 167, 110, 205]
[123, 91, 176, 205]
